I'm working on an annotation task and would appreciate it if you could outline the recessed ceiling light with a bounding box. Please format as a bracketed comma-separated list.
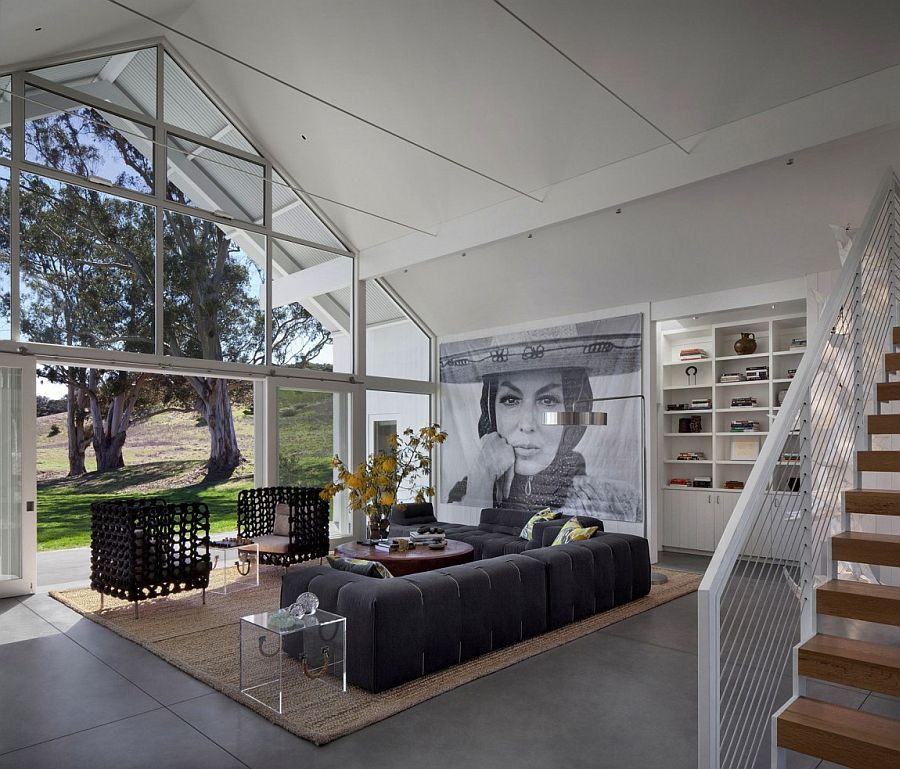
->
[527, 233, 533, 239]
[461, 252, 466, 257]
[785, 158, 794, 166]
[615, 208, 622, 214]
[771, 304, 776, 310]
[34, 27, 42, 31]
[300, 133, 308, 141]
[691, 315, 698, 320]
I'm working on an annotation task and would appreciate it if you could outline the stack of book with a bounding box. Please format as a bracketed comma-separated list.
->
[692, 476, 712, 488]
[690, 398, 712, 409]
[677, 451, 706, 461]
[719, 372, 745, 383]
[731, 396, 758, 407]
[679, 348, 709, 361]
[789, 338, 807, 350]
[724, 480, 745, 490]
[375, 539, 399, 552]
[669, 477, 691, 487]
[730, 420, 761, 432]
[745, 365, 769, 381]
[409, 530, 446, 545]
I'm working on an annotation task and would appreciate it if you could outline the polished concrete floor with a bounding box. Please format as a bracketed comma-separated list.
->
[2, 552, 893, 768]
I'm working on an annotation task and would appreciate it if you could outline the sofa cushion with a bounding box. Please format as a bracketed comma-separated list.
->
[519, 508, 560, 540]
[551, 519, 598, 546]
[245, 534, 291, 554]
[272, 502, 291, 536]
[477, 508, 532, 536]
[326, 555, 393, 579]
[390, 502, 437, 527]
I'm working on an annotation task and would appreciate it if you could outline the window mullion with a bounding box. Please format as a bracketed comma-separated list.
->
[9, 72, 24, 342]
[154, 44, 165, 357]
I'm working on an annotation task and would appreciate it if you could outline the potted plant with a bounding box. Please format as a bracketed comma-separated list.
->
[320, 424, 447, 541]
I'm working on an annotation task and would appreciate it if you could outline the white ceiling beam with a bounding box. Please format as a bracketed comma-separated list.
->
[359, 61, 900, 280]
[95, 50, 138, 83]
[271, 258, 352, 308]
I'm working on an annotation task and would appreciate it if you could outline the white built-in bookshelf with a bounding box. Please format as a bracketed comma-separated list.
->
[657, 311, 806, 551]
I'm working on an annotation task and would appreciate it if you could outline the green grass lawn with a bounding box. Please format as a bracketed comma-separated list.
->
[36, 388, 339, 551]
[37, 405, 257, 551]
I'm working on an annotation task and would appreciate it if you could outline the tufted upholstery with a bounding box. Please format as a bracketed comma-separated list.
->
[282, 533, 650, 692]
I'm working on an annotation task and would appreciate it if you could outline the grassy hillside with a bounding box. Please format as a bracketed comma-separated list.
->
[37, 407, 256, 550]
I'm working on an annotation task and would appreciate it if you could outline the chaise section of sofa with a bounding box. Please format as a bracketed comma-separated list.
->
[282, 533, 650, 692]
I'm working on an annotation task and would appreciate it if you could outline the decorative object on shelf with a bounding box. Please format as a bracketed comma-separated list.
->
[787, 368, 797, 379]
[733, 332, 757, 355]
[678, 414, 704, 433]
[320, 424, 447, 542]
[730, 436, 760, 461]
[724, 480, 745, 490]
[777, 388, 789, 406]
[692, 476, 712, 488]
[684, 365, 698, 385]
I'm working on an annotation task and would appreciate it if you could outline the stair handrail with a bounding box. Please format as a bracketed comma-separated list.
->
[698, 169, 900, 769]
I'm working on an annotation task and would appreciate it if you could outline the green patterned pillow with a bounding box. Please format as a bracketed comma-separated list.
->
[519, 508, 561, 540]
[551, 518, 598, 546]
[326, 555, 393, 579]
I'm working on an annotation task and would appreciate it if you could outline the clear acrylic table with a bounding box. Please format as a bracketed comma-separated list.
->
[208, 540, 259, 595]
[240, 609, 346, 713]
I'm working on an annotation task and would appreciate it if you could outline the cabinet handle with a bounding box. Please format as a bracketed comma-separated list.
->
[708, 494, 712, 503]
[717, 495, 721, 504]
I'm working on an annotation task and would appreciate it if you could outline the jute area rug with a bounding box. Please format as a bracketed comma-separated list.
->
[52, 566, 700, 745]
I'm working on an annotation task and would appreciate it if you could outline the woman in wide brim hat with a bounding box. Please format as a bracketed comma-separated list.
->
[441, 323, 642, 519]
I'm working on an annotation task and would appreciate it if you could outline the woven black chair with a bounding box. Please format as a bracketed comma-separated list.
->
[236, 486, 330, 568]
[90, 497, 211, 618]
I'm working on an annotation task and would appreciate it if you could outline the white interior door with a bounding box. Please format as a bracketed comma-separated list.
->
[0, 353, 36, 597]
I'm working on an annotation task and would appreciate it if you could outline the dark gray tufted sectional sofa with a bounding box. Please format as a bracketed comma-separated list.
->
[281, 505, 651, 693]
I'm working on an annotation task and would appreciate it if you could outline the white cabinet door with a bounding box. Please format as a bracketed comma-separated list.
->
[696, 492, 716, 551]
[662, 489, 684, 548]
[713, 492, 738, 548]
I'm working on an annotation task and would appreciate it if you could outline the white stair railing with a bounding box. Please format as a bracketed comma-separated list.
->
[698, 171, 900, 769]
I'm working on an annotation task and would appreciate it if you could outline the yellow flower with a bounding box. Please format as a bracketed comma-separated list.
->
[387, 433, 399, 447]
[381, 457, 396, 473]
[379, 491, 395, 506]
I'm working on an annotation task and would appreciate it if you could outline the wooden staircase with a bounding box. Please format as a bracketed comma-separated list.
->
[776, 330, 900, 769]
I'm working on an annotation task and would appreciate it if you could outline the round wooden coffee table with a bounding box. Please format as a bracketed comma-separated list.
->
[335, 540, 474, 577]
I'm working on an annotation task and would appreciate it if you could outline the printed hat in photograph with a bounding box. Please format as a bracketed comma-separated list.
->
[439, 322, 641, 384]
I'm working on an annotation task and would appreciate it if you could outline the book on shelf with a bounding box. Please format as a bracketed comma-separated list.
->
[731, 397, 758, 407]
[679, 348, 709, 361]
[669, 477, 691, 486]
[730, 420, 761, 432]
[724, 481, 745, 490]
[719, 373, 745, 383]
[692, 476, 712, 488]
[789, 338, 807, 349]
[690, 398, 712, 409]
[677, 451, 706, 461]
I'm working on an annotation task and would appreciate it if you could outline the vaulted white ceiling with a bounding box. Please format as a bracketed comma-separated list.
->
[3, 0, 900, 333]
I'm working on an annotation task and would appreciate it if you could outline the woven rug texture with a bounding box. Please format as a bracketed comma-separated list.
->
[52, 565, 701, 745]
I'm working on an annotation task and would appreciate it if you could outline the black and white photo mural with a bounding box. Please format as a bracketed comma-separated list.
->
[439, 314, 644, 523]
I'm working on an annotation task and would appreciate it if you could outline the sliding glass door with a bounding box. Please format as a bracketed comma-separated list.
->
[0, 353, 36, 597]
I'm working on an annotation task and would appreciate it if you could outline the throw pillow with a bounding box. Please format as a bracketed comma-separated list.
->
[273, 502, 291, 536]
[519, 507, 561, 540]
[551, 518, 598, 546]
[326, 555, 393, 579]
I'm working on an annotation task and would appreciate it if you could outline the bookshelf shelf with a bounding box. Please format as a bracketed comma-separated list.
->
[715, 380, 769, 387]
[716, 352, 769, 362]
[663, 432, 712, 437]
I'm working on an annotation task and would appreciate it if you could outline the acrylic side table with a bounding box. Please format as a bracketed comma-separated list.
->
[240, 609, 346, 714]
[208, 539, 259, 595]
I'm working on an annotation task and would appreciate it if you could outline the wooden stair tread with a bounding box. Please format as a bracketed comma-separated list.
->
[877, 382, 900, 402]
[832, 531, 900, 567]
[869, 414, 900, 434]
[778, 697, 900, 768]
[887, 352, 900, 372]
[894, 327, 900, 345]
[857, 451, 900, 472]
[817, 579, 900, 626]
[799, 633, 900, 697]
[845, 489, 900, 515]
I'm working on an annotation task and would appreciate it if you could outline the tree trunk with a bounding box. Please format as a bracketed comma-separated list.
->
[87, 369, 145, 474]
[65, 374, 89, 477]
[191, 376, 242, 480]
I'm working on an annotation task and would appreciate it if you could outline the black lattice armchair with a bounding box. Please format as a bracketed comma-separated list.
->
[90, 497, 211, 618]
[236, 486, 330, 568]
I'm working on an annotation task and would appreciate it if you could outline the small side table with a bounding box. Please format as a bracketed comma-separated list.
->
[208, 539, 259, 595]
[240, 609, 346, 714]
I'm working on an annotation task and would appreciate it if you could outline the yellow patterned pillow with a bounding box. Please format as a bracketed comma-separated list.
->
[551, 518, 598, 546]
[519, 508, 561, 540]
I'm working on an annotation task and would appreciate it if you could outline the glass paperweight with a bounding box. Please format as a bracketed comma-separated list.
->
[289, 591, 319, 618]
